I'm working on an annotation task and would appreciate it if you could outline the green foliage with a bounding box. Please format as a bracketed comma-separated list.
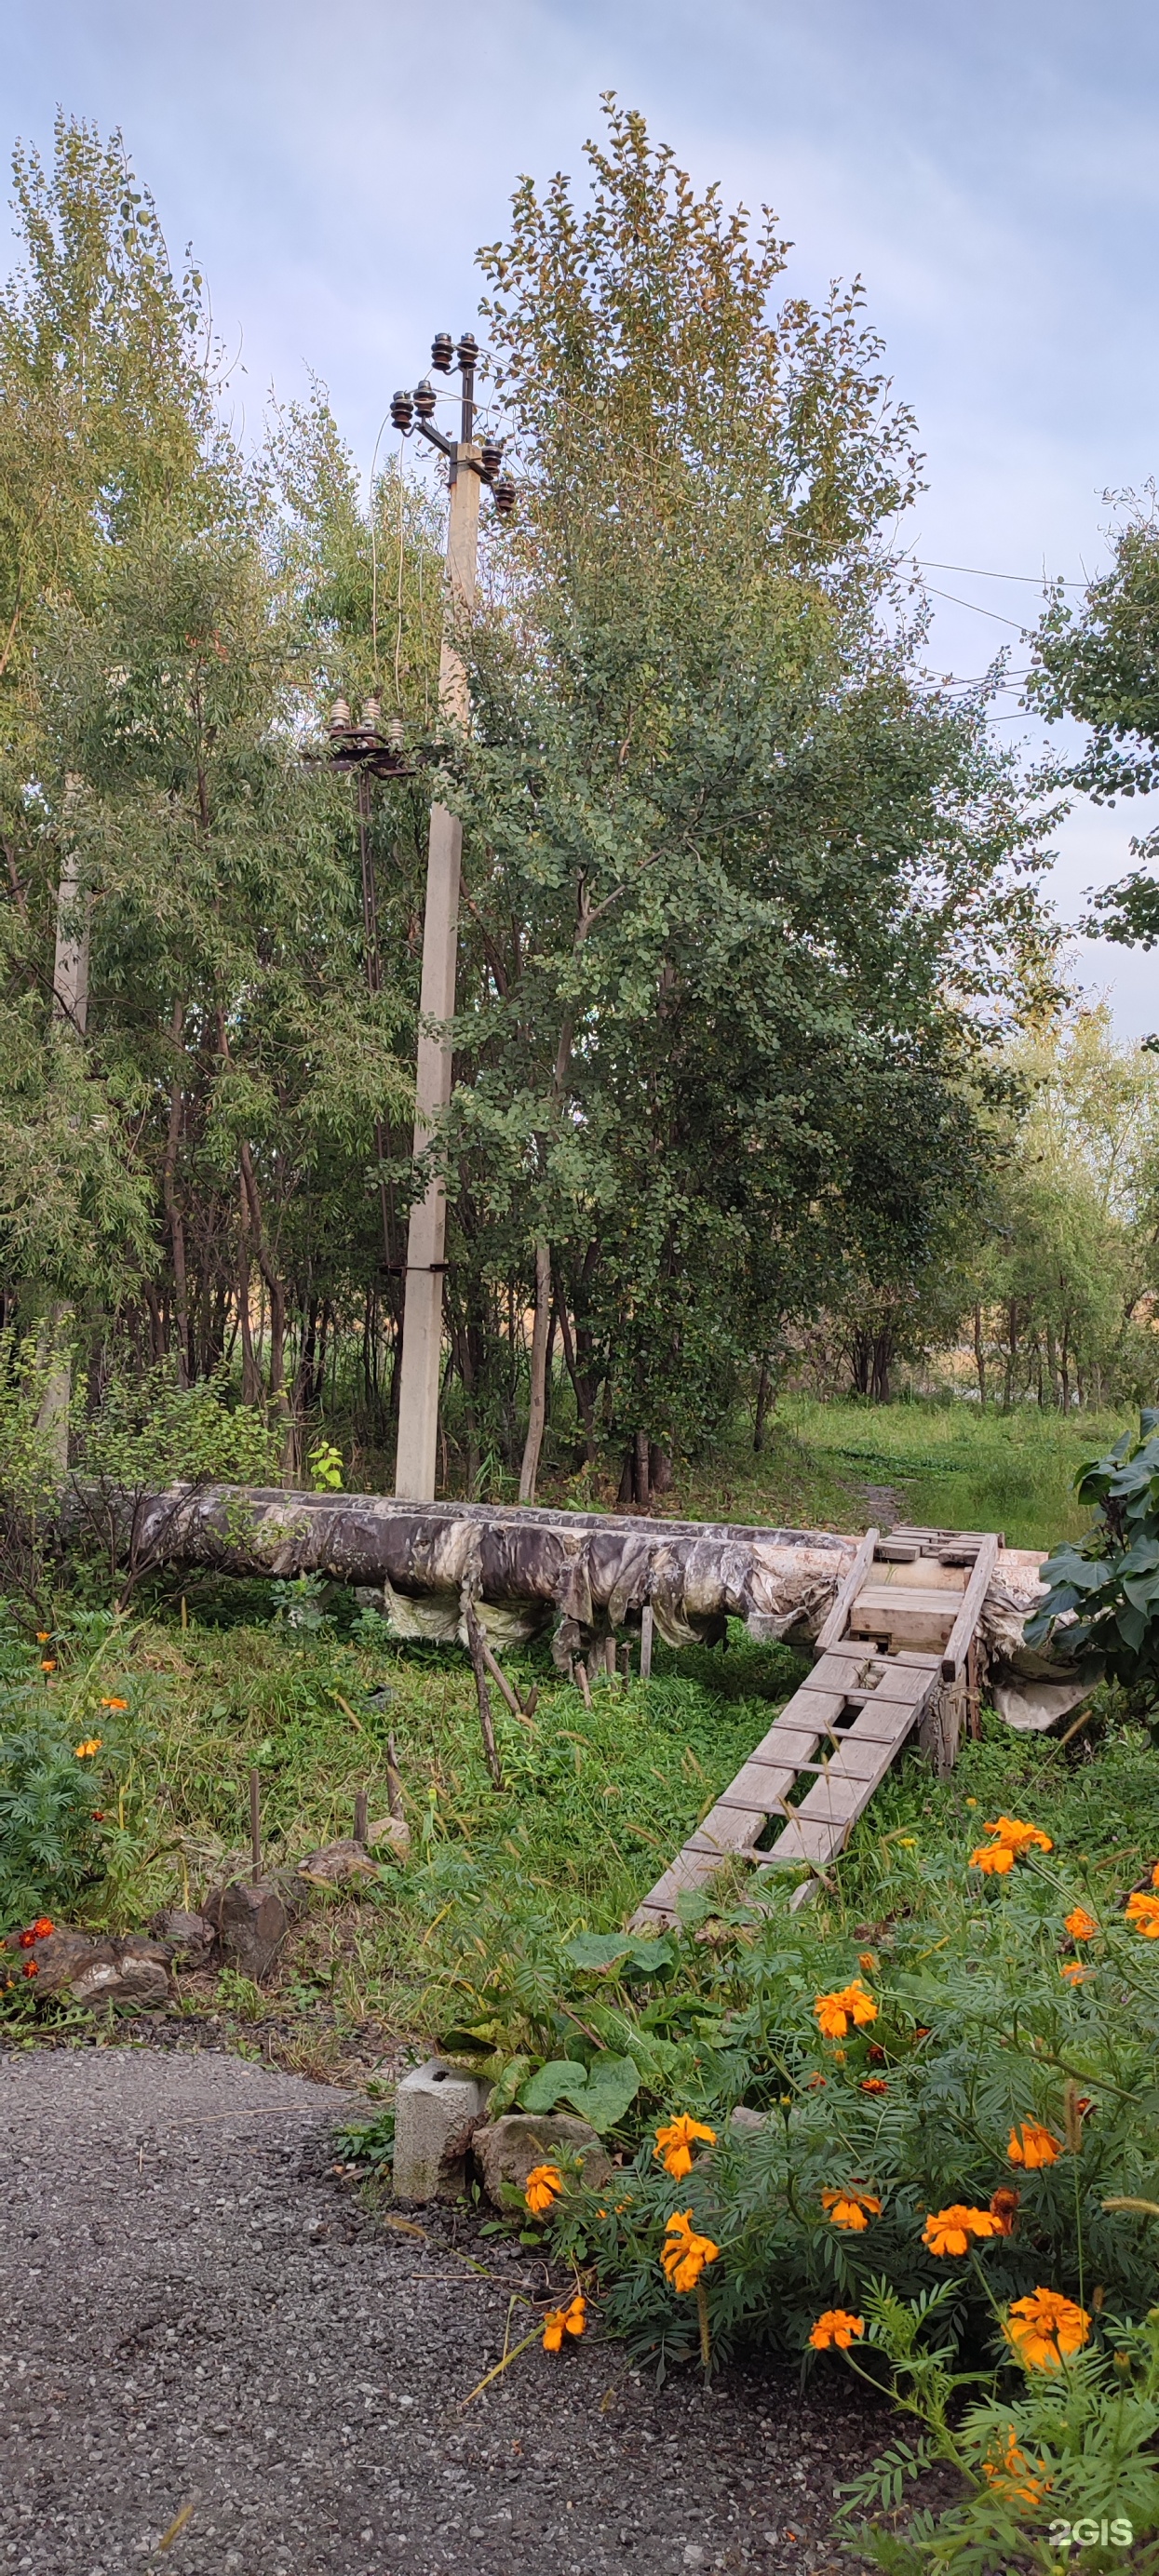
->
[1031, 502, 1159, 956]
[1028, 1411, 1159, 1699]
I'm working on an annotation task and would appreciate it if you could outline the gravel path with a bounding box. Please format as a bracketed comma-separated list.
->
[2, 2047, 884, 2576]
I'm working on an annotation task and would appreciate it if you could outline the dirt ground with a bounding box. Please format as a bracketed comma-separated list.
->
[1, 2045, 890, 2576]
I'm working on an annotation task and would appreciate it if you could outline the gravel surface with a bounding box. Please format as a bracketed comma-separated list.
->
[2, 2046, 886, 2576]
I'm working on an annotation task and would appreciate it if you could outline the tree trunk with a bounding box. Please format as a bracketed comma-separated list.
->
[518, 1241, 552, 1504]
[754, 1361, 772, 1453]
[973, 1305, 987, 1406]
[162, 1000, 191, 1386]
[633, 1429, 651, 1510]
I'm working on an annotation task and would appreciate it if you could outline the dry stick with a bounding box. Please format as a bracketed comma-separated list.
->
[386, 1734, 405, 1822]
[479, 1635, 534, 1727]
[576, 1661, 592, 1711]
[640, 1602, 654, 1681]
[465, 1600, 505, 1790]
[249, 1769, 261, 1883]
[354, 1788, 369, 1845]
[460, 2321, 542, 2408]
[619, 1642, 633, 1684]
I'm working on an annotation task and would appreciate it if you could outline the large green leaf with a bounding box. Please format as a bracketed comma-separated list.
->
[518, 2050, 641, 2131]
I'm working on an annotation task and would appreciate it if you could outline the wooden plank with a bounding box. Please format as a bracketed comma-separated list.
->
[940, 1532, 1000, 1680]
[814, 1526, 879, 1654]
[640, 1602, 654, 1679]
[759, 1670, 934, 1871]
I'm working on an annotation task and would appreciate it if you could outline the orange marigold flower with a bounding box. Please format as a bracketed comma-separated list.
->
[820, 2186, 882, 2232]
[860, 2077, 888, 2094]
[654, 2114, 717, 2179]
[661, 2209, 721, 2293]
[982, 2422, 1050, 2506]
[971, 1840, 1015, 1874]
[971, 1816, 1053, 1872]
[73, 1737, 102, 1760]
[1152, 1861, 1159, 1890]
[1059, 1958, 1089, 1986]
[1007, 2120, 1061, 2170]
[100, 1697, 128, 1711]
[814, 1980, 878, 2039]
[990, 2187, 1020, 2236]
[806, 2073, 827, 2090]
[809, 2308, 865, 2351]
[35, 1632, 50, 1644]
[41, 1660, 56, 1674]
[23, 1959, 37, 1979]
[17, 1928, 36, 1948]
[1064, 1906, 1098, 1941]
[524, 2162, 563, 2218]
[542, 2293, 586, 2352]
[1125, 1892, 1159, 1939]
[857, 1952, 878, 1973]
[922, 2204, 1003, 2256]
[30, 1918, 53, 1940]
[1004, 2287, 1090, 2370]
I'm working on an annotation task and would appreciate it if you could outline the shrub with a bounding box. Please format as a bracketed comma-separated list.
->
[1027, 1409, 1159, 1707]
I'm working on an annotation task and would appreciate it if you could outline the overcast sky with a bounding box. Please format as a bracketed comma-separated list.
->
[6, 0, 1158, 1034]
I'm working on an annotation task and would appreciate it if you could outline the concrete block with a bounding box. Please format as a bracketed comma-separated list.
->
[393, 2059, 487, 2202]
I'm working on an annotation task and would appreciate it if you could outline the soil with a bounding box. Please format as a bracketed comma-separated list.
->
[2, 2045, 890, 2576]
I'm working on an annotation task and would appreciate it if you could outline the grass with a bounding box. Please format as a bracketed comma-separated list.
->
[548, 1395, 1133, 1553]
[1, 1394, 1148, 2075]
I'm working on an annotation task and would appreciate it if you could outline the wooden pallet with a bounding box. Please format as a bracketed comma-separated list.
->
[629, 1523, 999, 1930]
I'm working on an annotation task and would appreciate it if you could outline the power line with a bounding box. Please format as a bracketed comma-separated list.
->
[916, 557, 1088, 590]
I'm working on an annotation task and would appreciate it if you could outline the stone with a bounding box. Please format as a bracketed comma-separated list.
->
[392, 2059, 490, 2202]
[5, 1929, 170, 2010]
[202, 1879, 290, 1980]
[296, 1838, 380, 1888]
[730, 2104, 766, 2132]
[149, 1908, 215, 1966]
[367, 1815, 411, 1864]
[471, 2111, 612, 2208]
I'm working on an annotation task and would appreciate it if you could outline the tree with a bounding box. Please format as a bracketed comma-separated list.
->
[432, 101, 1058, 1483]
[1030, 497, 1159, 953]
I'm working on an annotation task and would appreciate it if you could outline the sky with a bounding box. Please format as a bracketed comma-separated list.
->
[5, 0, 1158, 1035]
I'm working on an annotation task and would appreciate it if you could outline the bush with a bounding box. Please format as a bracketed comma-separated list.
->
[1027, 1409, 1159, 1708]
[469, 1810, 1159, 2556]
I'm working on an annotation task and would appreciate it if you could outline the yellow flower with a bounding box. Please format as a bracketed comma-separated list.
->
[1007, 2120, 1061, 2171]
[808, 2308, 864, 2351]
[922, 2204, 1003, 2256]
[1064, 1906, 1097, 1941]
[820, 2186, 881, 2232]
[523, 2162, 562, 2217]
[1125, 1892, 1159, 1939]
[654, 2114, 717, 2179]
[73, 1737, 102, 1760]
[542, 2293, 586, 2351]
[813, 1980, 878, 2039]
[661, 2209, 720, 2293]
[1004, 2288, 1090, 2371]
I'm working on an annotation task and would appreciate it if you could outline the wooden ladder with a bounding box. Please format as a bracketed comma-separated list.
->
[629, 1523, 1000, 1931]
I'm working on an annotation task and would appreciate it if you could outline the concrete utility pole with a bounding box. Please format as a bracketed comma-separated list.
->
[389, 335, 513, 1500]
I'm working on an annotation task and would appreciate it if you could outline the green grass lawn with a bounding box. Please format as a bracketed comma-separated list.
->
[2, 1394, 1146, 2073]
[600, 1395, 1134, 1553]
